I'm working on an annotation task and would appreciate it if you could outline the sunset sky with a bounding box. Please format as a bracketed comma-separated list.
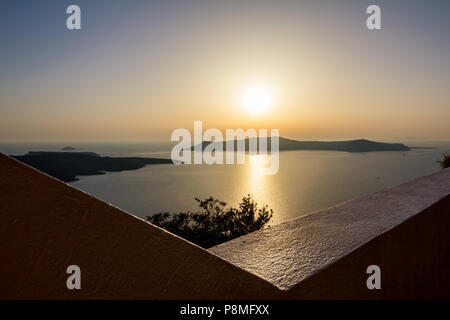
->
[1, 0, 449, 142]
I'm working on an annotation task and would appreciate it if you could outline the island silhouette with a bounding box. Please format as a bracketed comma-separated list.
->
[12, 151, 172, 182]
[192, 137, 411, 152]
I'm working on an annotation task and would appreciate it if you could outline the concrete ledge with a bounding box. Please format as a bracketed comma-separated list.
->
[210, 168, 450, 299]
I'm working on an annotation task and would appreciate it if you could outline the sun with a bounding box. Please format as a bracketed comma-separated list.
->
[241, 85, 273, 114]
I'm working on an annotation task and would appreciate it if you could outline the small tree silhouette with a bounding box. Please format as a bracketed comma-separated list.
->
[147, 194, 273, 248]
[438, 153, 450, 169]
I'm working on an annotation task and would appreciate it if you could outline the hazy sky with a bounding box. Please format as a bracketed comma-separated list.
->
[1, 0, 449, 142]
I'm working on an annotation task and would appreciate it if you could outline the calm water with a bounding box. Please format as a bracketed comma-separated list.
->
[1, 141, 448, 225]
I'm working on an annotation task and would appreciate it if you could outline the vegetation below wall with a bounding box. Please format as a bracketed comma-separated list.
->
[147, 194, 273, 248]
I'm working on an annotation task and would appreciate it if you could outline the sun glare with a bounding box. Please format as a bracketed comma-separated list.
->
[241, 85, 273, 114]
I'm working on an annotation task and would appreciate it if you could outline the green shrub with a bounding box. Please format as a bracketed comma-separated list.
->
[438, 153, 450, 169]
[147, 194, 273, 248]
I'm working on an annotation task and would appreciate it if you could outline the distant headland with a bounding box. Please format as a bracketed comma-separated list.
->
[192, 137, 411, 153]
[12, 151, 173, 182]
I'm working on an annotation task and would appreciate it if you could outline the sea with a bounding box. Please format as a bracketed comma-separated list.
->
[1, 140, 448, 225]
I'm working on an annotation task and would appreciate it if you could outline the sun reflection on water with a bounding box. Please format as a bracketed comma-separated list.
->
[247, 155, 272, 196]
